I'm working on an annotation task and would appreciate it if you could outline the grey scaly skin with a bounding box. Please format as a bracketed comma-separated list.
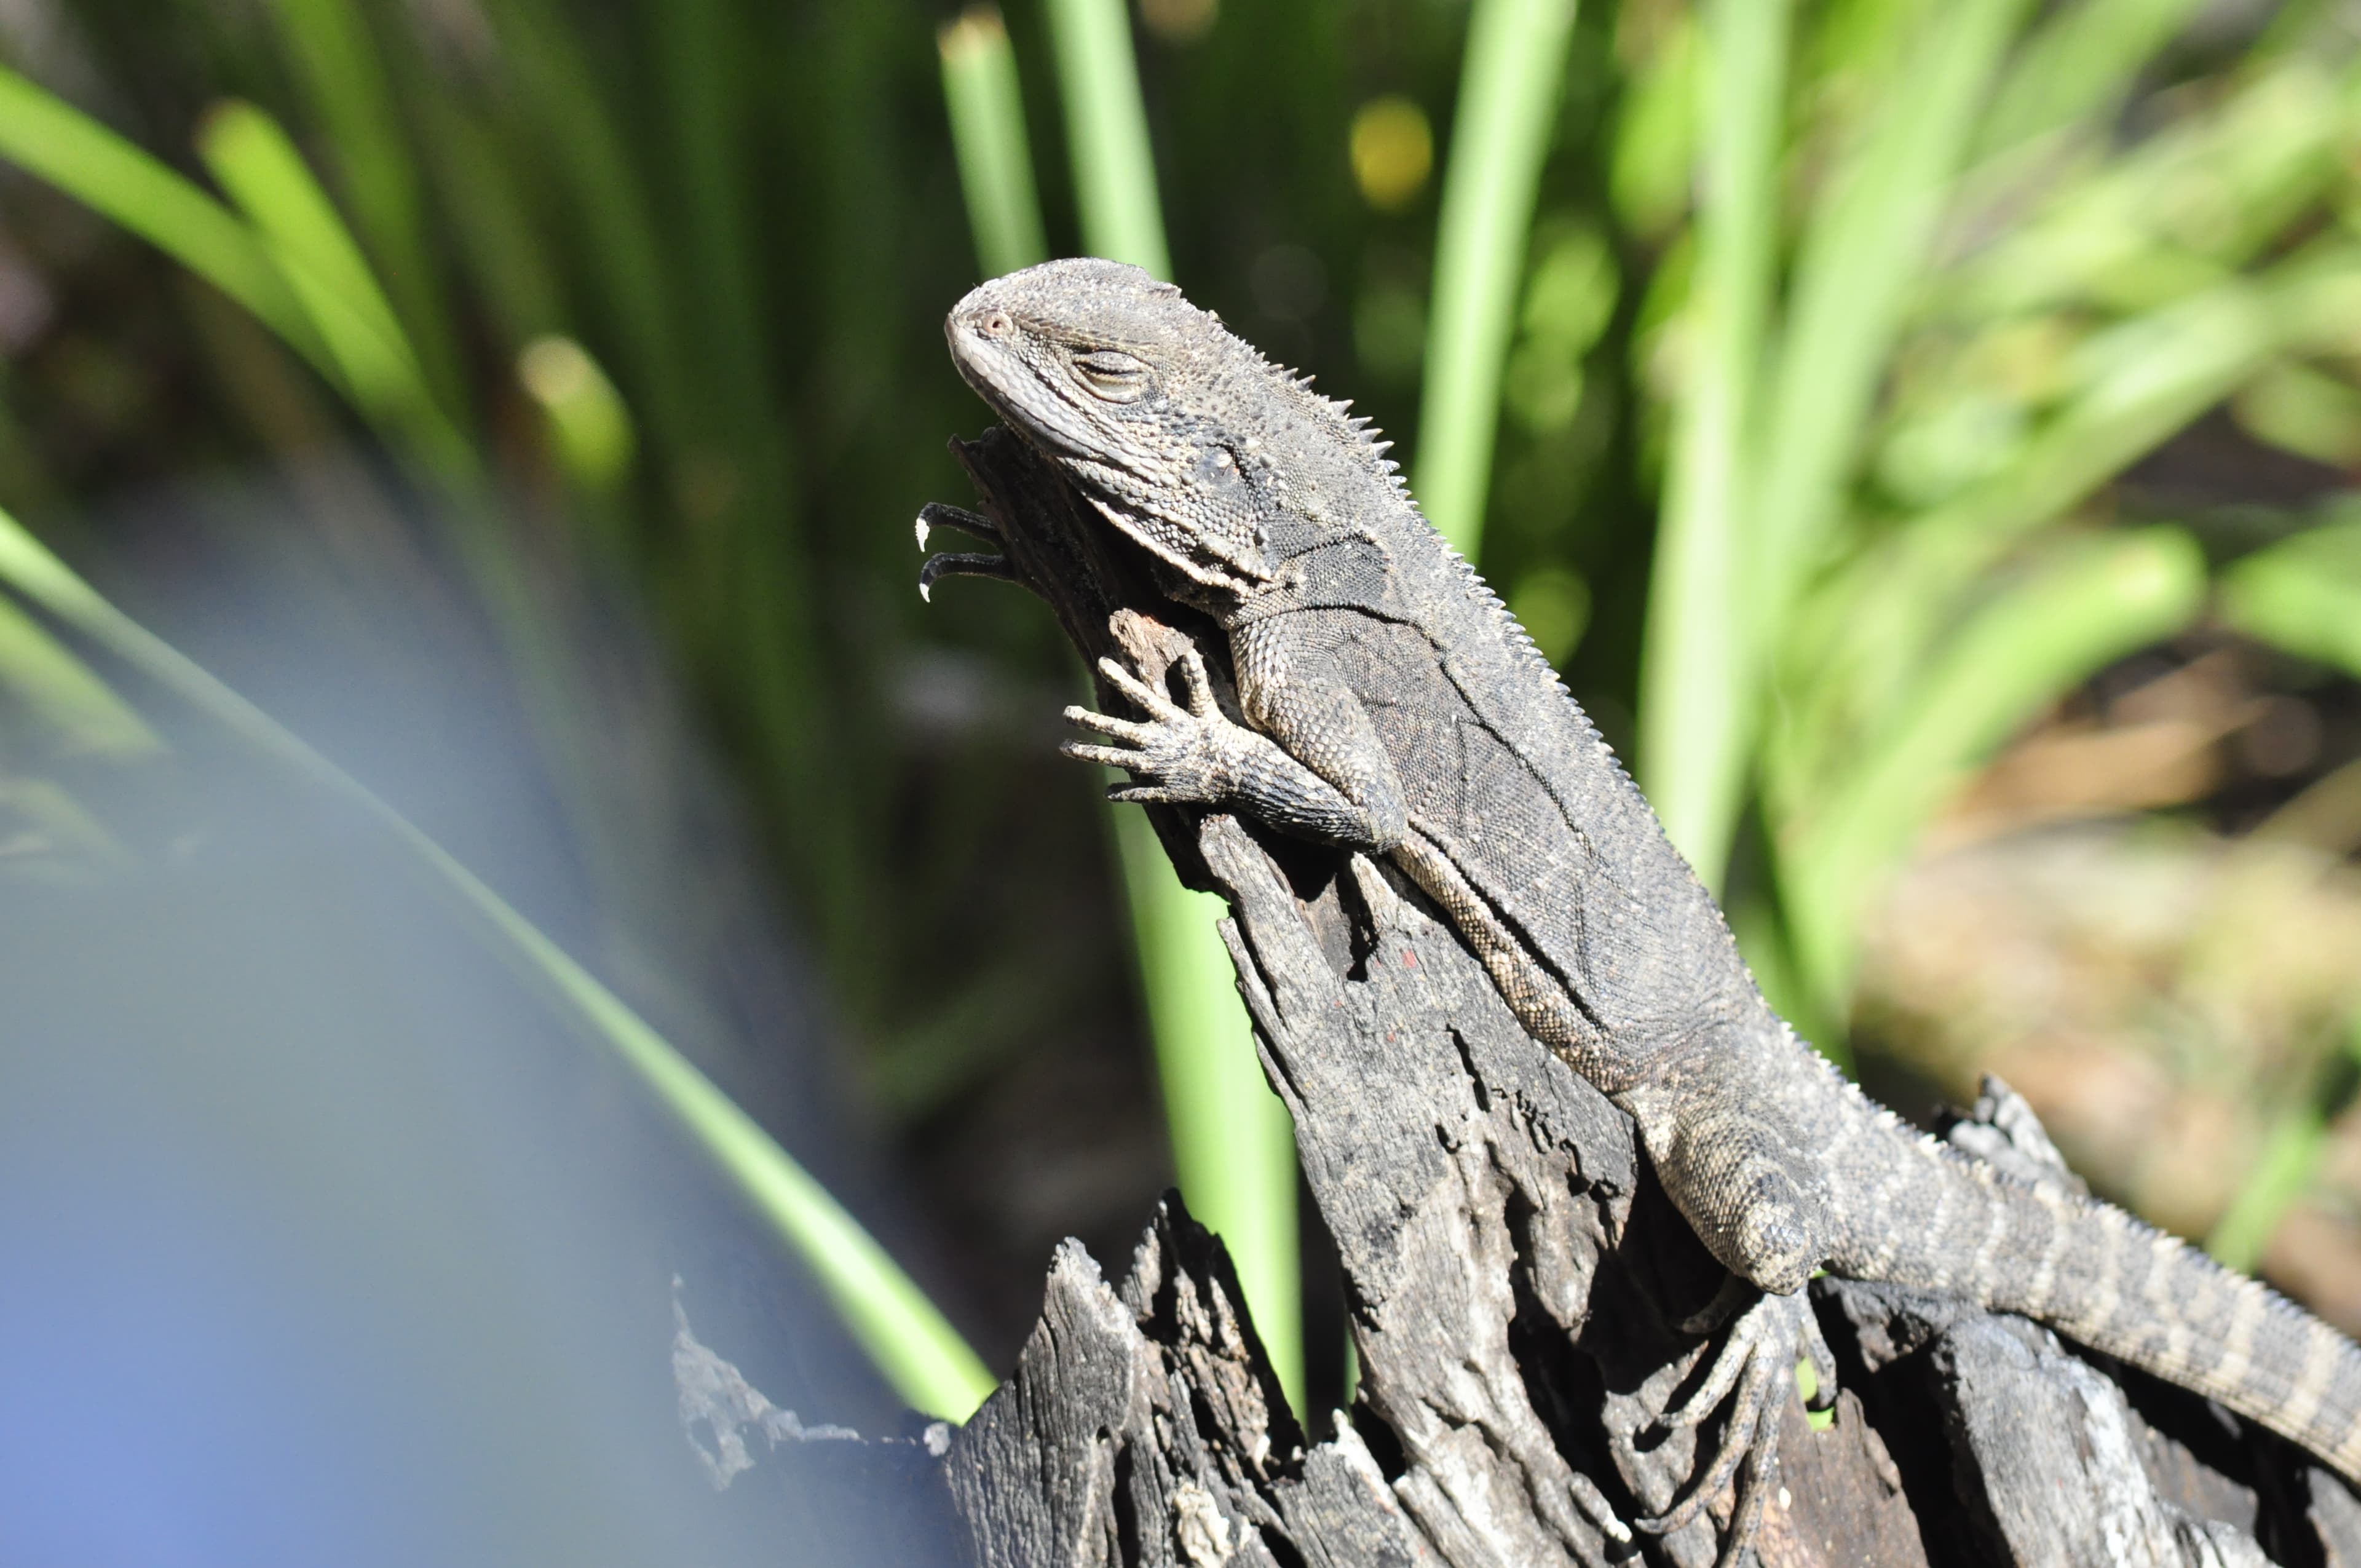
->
[928, 257, 2361, 1559]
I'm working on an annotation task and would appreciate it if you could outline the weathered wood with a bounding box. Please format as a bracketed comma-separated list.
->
[687, 426, 2361, 1566]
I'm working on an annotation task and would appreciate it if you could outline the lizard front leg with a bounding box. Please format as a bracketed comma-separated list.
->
[1062, 643, 1409, 850]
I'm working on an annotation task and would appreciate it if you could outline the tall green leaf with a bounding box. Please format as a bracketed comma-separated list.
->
[1639, 0, 1790, 884]
[941, 8, 1048, 280]
[1697, 0, 2035, 890]
[1046, 0, 1170, 278]
[1037, 0, 1300, 1411]
[263, 0, 467, 420]
[0, 67, 326, 373]
[196, 100, 471, 482]
[1414, 0, 1581, 556]
[2219, 515, 2361, 679]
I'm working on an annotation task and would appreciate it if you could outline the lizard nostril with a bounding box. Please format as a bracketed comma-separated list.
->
[978, 311, 1013, 338]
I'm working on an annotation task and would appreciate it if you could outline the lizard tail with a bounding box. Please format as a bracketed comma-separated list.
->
[1830, 1104, 2361, 1481]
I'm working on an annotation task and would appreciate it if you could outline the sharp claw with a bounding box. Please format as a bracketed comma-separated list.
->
[919, 550, 1018, 600]
[917, 501, 1002, 548]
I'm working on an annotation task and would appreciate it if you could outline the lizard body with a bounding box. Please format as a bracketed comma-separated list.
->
[930, 258, 2361, 1558]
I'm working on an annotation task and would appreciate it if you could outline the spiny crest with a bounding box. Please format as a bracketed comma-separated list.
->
[1231, 337, 1409, 494]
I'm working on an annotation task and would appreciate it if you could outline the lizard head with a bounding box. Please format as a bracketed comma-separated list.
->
[947, 258, 1279, 602]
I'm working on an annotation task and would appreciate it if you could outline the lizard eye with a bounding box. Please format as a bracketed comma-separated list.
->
[1070, 350, 1150, 402]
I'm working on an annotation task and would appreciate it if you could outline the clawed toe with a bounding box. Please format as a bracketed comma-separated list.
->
[1567, 1470, 1632, 1546]
[918, 549, 1018, 601]
[1059, 741, 1146, 770]
[915, 502, 1002, 548]
[1094, 655, 1180, 716]
[915, 503, 1026, 600]
[1062, 704, 1152, 744]
[1634, 1288, 1821, 1556]
[1662, 1287, 1776, 1430]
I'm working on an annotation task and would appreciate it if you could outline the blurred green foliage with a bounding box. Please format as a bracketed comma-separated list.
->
[4, 0, 2361, 1407]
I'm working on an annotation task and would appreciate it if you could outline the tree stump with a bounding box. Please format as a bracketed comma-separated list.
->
[682, 425, 2361, 1567]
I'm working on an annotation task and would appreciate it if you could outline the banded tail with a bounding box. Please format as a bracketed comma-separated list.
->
[1827, 1087, 2361, 1481]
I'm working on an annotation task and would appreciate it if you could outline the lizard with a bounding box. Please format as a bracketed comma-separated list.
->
[919, 256, 2361, 1562]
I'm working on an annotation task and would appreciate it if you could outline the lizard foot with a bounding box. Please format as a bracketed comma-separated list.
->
[1637, 1289, 1835, 1564]
[916, 502, 1025, 601]
[1061, 648, 1243, 808]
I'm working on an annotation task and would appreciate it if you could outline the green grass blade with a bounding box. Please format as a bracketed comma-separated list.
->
[2218, 514, 2361, 679]
[941, 8, 1048, 280]
[2204, 1012, 2361, 1272]
[263, 0, 466, 421]
[1784, 526, 2206, 1007]
[195, 100, 472, 483]
[1768, 247, 2345, 858]
[1948, 55, 2357, 320]
[1975, 0, 2204, 159]
[1114, 809, 1301, 1403]
[0, 66, 328, 376]
[1045, 0, 1169, 277]
[473, 0, 690, 459]
[1607, 10, 1697, 240]
[1413, 0, 1581, 556]
[517, 335, 637, 493]
[0, 507, 995, 1421]
[1011, 9, 1303, 1409]
[1754, 0, 2030, 609]
[413, 95, 565, 346]
[0, 592, 164, 760]
[1639, 0, 1792, 886]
